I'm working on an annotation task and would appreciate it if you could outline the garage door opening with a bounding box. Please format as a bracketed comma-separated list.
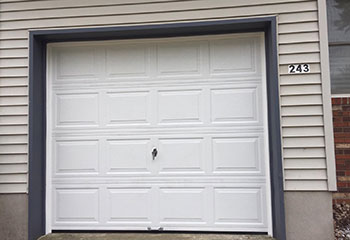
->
[46, 33, 272, 234]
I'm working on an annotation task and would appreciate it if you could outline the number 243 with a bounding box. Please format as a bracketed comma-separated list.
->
[288, 64, 310, 74]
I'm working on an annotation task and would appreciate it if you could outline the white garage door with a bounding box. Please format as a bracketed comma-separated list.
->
[46, 33, 271, 233]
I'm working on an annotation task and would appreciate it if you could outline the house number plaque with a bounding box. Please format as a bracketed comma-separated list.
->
[288, 64, 311, 74]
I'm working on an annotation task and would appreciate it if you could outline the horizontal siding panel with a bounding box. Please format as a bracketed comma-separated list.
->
[0, 143, 27, 153]
[283, 137, 325, 148]
[0, 0, 314, 21]
[0, 0, 315, 13]
[0, 78, 28, 86]
[281, 105, 323, 116]
[280, 73, 321, 85]
[0, 173, 26, 183]
[284, 169, 327, 180]
[278, 32, 319, 44]
[0, 0, 197, 12]
[284, 158, 327, 169]
[0, 105, 27, 115]
[0, 0, 31, 3]
[0, 39, 28, 49]
[0, 2, 318, 30]
[0, 86, 27, 95]
[279, 63, 320, 75]
[0, 115, 27, 124]
[285, 180, 328, 191]
[278, 11, 318, 24]
[282, 116, 324, 127]
[279, 42, 320, 54]
[0, 29, 27, 40]
[0, 163, 27, 173]
[278, 21, 318, 34]
[0, 96, 28, 105]
[282, 126, 324, 137]
[280, 84, 322, 96]
[0, 154, 27, 163]
[0, 67, 28, 77]
[283, 147, 326, 158]
[281, 95, 322, 106]
[0, 58, 28, 68]
[279, 52, 320, 64]
[0, 48, 28, 58]
[0, 183, 27, 193]
[0, 125, 27, 134]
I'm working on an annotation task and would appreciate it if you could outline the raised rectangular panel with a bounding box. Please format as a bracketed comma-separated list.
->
[106, 91, 150, 125]
[209, 38, 256, 75]
[106, 45, 150, 77]
[55, 188, 99, 222]
[211, 88, 258, 123]
[158, 90, 203, 124]
[214, 188, 264, 224]
[107, 139, 151, 174]
[56, 47, 96, 78]
[212, 137, 261, 173]
[55, 140, 99, 174]
[159, 188, 206, 223]
[107, 188, 152, 223]
[158, 138, 204, 174]
[55, 93, 99, 126]
[157, 43, 201, 75]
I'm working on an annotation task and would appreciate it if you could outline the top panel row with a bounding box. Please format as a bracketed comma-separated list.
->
[49, 34, 264, 83]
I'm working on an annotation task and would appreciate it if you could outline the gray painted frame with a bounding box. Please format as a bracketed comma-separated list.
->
[28, 17, 285, 240]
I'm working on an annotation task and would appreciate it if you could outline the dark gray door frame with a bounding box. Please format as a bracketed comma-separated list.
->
[28, 17, 286, 240]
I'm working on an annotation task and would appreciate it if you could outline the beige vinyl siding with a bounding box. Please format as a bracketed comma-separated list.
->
[0, 0, 330, 192]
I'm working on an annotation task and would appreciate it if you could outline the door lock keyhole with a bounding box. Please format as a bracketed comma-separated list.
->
[152, 148, 158, 160]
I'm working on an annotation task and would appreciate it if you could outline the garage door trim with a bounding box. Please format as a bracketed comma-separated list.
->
[29, 17, 285, 240]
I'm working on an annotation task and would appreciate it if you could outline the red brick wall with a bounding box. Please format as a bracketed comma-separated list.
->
[332, 97, 350, 204]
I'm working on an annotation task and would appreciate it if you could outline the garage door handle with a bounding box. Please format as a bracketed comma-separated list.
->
[152, 148, 158, 160]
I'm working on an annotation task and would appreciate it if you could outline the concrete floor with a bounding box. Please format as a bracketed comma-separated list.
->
[39, 233, 274, 240]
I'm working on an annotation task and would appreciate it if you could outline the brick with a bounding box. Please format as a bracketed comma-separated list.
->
[333, 111, 342, 116]
[334, 127, 344, 132]
[332, 98, 342, 105]
[338, 176, 350, 182]
[337, 165, 346, 170]
[336, 143, 350, 149]
[336, 150, 344, 155]
[335, 199, 350, 204]
[337, 155, 350, 160]
[335, 133, 350, 138]
[333, 105, 342, 111]
[333, 116, 343, 123]
[343, 106, 350, 111]
[334, 138, 350, 143]
[338, 188, 349, 192]
[333, 106, 343, 112]
[337, 160, 346, 165]
[338, 182, 347, 188]
[333, 192, 350, 199]
[334, 122, 348, 127]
